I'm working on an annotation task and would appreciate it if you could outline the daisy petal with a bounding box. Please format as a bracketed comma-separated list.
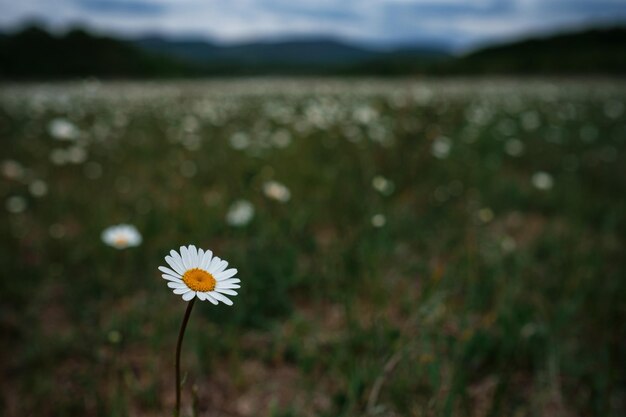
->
[170, 249, 185, 273]
[173, 287, 190, 294]
[219, 278, 241, 285]
[182, 291, 196, 301]
[159, 266, 182, 278]
[166, 254, 185, 275]
[208, 256, 221, 273]
[210, 291, 233, 306]
[201, 249, 213, 270]
[197, 248, 205, 265]
[217, 283, 240, 290]
[216, 268, 237, 281]
[214, 260, 228, 274]
[205, 293, 219, 305]
[180, 246, 190, 269]
[168, 282, 187, 289]
[215, 288, 238, 296]
[162, 274, 183, 283]
[188, 245, 198, 267]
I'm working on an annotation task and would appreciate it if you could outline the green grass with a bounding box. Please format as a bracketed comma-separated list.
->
[0, 78, 624, 417]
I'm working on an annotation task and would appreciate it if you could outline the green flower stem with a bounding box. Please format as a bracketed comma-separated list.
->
[175, 297, 196, 417]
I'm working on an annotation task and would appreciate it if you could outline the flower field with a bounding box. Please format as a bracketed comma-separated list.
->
[1, 78, 624, 416]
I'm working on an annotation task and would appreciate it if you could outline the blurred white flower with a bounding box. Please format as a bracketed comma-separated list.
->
[271, 129, 292, 148]
[48, 118, 79, 141]
[49, 223, 67, 239]
[107, 330, 122, 344]
[497, 119, 517, 136]
[29, 180, 48, 197]
[604, 100, 624, 119]
[101, 224, 142, 249]
[432, 136, 452, 159]
[263, 180, 291, 203]
[531, 171, 554, 191]
[353, 105, 378, 124]
[371, 214, 386, 227]
[226, 199, 254, 226]
[521, 323, 538, 339]
[159, 244, 240, 304]
[229, 132, 250, 150]
[521, 111, 540, 131]
[6, 196, 27, 214]
[67, 146, 88, 164]
[372, 175, 394, 195]
[182, 115, 199, 133]
[500, 236, 517, 253]
[478, 208, 494, 223]
[50, 149, 68, 166]
[1, 160, 24, 180]
[504, 139, 524, 157]
[368, 124, 392, 146]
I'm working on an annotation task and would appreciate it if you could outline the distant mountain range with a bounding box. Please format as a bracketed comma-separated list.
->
[134, 36, 449, 69]
[0, 25, 624, 78]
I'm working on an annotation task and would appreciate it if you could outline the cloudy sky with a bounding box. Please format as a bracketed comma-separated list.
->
[1, 0, 625, 49]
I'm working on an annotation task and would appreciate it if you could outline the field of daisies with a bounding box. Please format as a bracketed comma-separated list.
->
[1, 78, 624, 417]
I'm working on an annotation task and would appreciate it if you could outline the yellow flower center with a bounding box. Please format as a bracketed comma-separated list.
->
[182, 268, 216, 292]
[114, 236, 128, 246]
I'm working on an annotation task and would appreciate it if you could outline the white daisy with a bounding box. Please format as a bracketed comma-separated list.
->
[6, 196, 27, 214]
[432, 136, 452, 159]
[29, 180, 48, 197]
[504, 139, 524, 157]
[48, 118, 80, 141]
[372, 175, 394, 195]
[226, 199, 254, 226]
[371, 213, 386, 227]
[101, 224, 142, 249]
[262, 180, 291, 203]
[1, 160, 25, 180]
[531, 171, 554, 191]
[159, 245, 240, 305]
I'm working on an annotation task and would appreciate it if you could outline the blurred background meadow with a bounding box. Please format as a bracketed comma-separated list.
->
[1, 2, 626, 417]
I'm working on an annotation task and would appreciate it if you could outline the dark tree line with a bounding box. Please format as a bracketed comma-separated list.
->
[1, 25, 625, 79]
